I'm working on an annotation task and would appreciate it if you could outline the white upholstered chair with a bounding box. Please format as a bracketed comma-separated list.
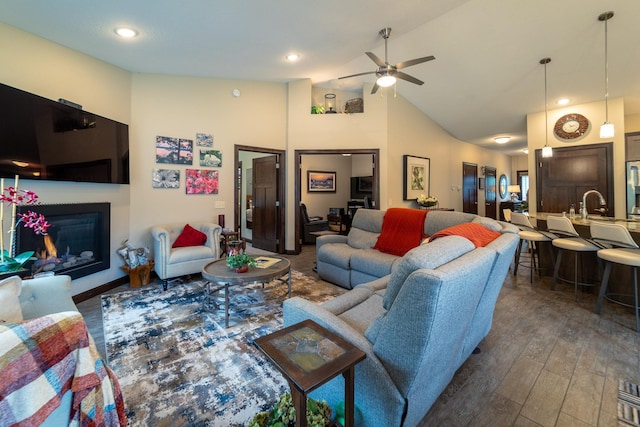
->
[151, 222, 222, 289]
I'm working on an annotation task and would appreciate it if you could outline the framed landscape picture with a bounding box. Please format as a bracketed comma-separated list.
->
[307, 171, 336, 192]
[403, 155, 430, 200]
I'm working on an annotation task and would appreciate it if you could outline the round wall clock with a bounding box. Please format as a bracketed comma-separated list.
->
[554, 113, 589, 140]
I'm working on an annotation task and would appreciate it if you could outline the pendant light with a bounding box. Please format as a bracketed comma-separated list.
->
[599, 11, 615, 139]
[540, 57, 553, 158]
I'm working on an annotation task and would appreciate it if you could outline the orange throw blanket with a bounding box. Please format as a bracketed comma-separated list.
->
[374, 208, 427, 256]
[429, 222, 500, 247]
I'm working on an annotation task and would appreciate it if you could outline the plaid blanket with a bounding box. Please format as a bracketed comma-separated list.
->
[0, 311, 126, 426]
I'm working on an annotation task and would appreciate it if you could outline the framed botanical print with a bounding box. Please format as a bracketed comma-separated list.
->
[403, 155, 430, 200]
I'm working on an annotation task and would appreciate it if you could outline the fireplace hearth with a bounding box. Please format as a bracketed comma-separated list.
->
[16, 203, 110, 279]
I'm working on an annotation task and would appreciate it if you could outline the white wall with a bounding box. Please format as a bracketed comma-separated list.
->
[0, 23, 132, 295]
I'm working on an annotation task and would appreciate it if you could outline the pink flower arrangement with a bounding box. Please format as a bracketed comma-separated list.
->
[1, 175, 50, 271]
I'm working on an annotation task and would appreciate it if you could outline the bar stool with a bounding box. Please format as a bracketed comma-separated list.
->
[590, 222, 640, 333]
[511, 212, 555, 284]
[546, 216, 600, 301]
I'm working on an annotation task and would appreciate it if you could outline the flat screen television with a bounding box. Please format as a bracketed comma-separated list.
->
[0, 83, 129, 184]
[350, 176, 373, 199]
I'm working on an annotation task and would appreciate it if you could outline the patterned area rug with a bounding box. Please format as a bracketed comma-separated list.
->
[102, 270, 345, 426]
[619, 380, 640, 426]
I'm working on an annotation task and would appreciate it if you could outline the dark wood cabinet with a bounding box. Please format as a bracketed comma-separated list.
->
[499, 201, 521, 220]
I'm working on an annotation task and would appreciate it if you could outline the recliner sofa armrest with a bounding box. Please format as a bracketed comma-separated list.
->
[316, 234, 347, 249]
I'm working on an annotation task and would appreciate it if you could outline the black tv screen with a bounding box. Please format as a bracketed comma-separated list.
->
[0, 83, 129, 184]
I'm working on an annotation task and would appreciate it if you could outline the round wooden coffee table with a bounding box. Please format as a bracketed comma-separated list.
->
[201, 256, 291, 327]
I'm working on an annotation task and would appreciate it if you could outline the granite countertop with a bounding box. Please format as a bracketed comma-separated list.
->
[533, 212, 640, 232]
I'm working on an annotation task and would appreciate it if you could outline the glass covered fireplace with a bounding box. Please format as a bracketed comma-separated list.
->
[16, 203, 110, 279]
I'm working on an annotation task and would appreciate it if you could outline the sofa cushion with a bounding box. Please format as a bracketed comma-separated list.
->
[346, 228, 379, 250]
[172, 223, 207, 248]
[338, 293, 386, 335]
[472, 216, 503, 232]
[317, 243, 362, 269]
[383, 236, 475, 310]
[0, 276, 23, 323]
[374, 208, 427, 256]
[423, 210, 477, 236]
[351, 249, 399, 278]
[430, 223, 501, 248]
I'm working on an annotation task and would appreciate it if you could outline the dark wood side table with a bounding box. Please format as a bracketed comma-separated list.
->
[254, 319, 366, 427]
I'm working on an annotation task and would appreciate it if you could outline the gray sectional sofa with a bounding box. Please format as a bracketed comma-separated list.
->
[316, 209, 518, 289]
[283, 209, 520, 426]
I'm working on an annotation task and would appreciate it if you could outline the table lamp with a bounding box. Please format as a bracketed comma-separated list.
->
[507, 185, 521, 202]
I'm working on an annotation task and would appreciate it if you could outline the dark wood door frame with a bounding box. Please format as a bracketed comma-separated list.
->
[484, 166, 497, 219]
[294, 149, 380, 254]
[234, 145, 286, 253]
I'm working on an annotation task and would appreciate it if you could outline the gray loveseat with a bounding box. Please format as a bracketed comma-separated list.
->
[283, 210, 520, 426]
[316, 209, 518, 289]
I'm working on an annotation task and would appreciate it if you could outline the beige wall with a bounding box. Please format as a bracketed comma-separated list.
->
[526, 98, 625, 216]
[0, 23, 132, 295]
[300, 155, 352, 217]
[387, 95, 513, 215]
[129, 74, 287, 252]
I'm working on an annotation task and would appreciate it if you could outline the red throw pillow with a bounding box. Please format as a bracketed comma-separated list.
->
[172, 224, 207, 248]
[429, 223, 500, 248]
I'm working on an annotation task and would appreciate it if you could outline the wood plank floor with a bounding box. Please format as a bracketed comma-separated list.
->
[76, 244, 640, 427]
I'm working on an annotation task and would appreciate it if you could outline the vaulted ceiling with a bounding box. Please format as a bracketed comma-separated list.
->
[3, 0, 640, 155]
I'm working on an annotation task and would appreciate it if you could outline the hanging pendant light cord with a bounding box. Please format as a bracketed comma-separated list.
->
[604, 15, 609, 123]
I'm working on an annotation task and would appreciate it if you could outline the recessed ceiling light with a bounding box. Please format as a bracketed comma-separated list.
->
[114, 27, 138, 38]
[494, 137, 511, 144]
[286, 53, 299, 62]
[522, 149, 529, 154]
[556, 98, 570, 105]
[12, 160, 29, 167]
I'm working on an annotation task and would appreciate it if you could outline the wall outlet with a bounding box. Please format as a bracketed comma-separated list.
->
[215, 201, 225, 209]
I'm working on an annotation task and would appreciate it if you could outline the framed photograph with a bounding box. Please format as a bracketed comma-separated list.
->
[152, 169, 180, 188]
[478, 177, 485, 190]
[403, 155, 430, 200]
[307, 171, 336, 192]
[185, 169, 219, 194]
[199, 149, 222, 167]
[155, 135, 179, 164]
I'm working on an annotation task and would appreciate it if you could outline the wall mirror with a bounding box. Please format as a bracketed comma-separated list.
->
[498, 174, 507, 199]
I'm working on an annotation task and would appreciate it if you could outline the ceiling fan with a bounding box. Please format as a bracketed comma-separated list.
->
[339, 27, 435, 94]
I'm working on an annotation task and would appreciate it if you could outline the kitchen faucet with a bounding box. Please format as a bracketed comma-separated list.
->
[581, 190, 606, 219]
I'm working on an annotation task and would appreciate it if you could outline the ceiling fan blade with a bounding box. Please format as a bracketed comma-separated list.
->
[365, 51, 386, 67]
[338, 70, 377, 80]
[396, 71, 424, 86]
[395, 55, 435, 70]
[371, 82, 380, 94]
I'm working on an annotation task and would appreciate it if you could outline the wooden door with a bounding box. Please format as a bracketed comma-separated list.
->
[536, 143, 614, 216]
[485, 167, 497, 219]
[462, 162, 478, 214]
[252, 155, 279, 252]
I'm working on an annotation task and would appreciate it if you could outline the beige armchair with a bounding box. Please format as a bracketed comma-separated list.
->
[151, 222, 222, 289]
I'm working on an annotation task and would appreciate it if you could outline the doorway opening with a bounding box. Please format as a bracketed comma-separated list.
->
[235, 145, 286, 253]
[294, 149, 380, 254]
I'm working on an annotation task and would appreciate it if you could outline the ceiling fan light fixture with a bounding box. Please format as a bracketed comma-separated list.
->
[377, 75, 396, 87]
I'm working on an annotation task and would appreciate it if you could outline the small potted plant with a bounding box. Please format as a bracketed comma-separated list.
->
[248, 392, 332, 427]
[225, 253, 257, 273]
